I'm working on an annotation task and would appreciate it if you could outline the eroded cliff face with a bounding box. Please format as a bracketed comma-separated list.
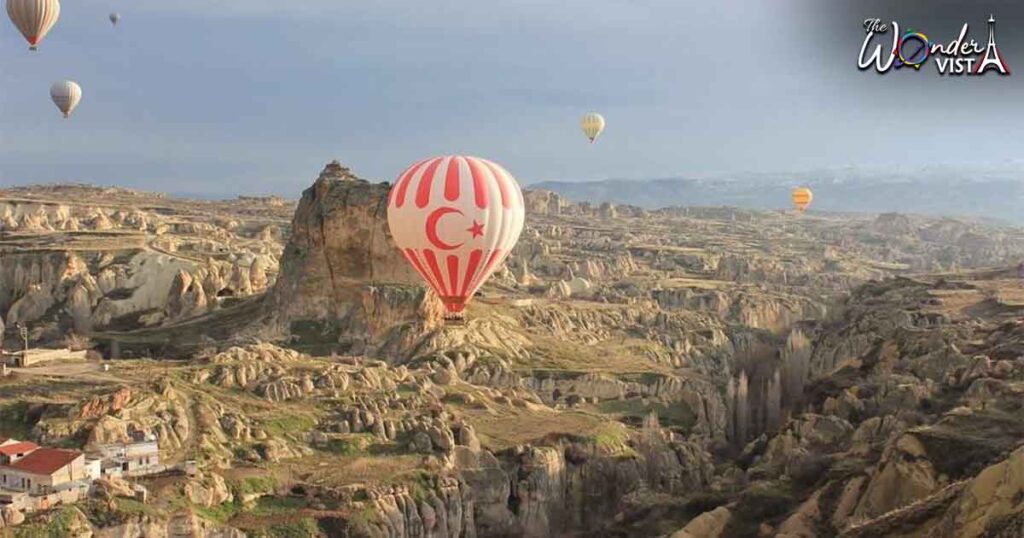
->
[0, 249, 274, 336]
[0, 185, 287, 345]
[686, 270, 1024, 538]
[267, 161, 444, 356]
[341, 439, 712, 538]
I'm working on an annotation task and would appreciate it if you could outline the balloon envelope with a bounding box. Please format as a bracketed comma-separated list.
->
[581, 113, 605, 143]
[6, 0, 60, 50]
[792, 187, 813, 212]
[50, 80, 82, 118]
[387, 156, 525, 317]
[109, 12, 119, 25]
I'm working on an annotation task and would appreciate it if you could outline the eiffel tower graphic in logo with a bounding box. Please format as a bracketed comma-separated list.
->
[974, 15, 1011, 75]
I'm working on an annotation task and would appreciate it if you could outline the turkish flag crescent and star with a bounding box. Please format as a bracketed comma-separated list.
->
[387, 155, 526, 316]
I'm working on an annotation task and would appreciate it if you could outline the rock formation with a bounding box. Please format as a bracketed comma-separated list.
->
[6, 164, 1024, 536]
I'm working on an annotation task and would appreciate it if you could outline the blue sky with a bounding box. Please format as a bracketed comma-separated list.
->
[1, 0, 1022, 197]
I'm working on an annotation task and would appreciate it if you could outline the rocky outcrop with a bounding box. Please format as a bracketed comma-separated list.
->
[0, 186, 286, 341]
[931, 446, 1024, 537]
[671, 506, 731, 538]
[521, 190, 567, 216]
[0, 505, 25, 528]
[267, 162, 443, 357]
[166, 270, 209, 321]
[353, 439, 712, 538]
[93, 512, 247, 538]
[184, 473, 234, 507]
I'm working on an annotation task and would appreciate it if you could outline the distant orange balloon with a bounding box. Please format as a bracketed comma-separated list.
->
[792, 187, 813, 212]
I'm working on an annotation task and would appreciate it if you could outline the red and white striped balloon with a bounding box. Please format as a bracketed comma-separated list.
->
[387, 156, 525, 317]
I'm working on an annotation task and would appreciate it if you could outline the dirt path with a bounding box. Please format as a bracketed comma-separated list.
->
[10, 361, 125, 384]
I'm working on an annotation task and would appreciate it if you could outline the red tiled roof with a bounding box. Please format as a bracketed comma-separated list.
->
[0, 442, 38, 456]
[6, 448, 81, 476]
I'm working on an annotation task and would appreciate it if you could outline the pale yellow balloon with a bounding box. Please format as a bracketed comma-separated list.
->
[581, 113, 605, 143]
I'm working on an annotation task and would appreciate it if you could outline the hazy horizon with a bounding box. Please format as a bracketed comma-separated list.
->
[2, 0, 1023, 197]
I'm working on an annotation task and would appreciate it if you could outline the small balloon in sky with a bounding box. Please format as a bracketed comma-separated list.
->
[51, 80, 82, 119]
[581, 112, 606, 143]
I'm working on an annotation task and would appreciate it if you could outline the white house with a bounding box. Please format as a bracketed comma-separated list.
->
[88, 437, 160, 476]
[84, 458, 102, 481]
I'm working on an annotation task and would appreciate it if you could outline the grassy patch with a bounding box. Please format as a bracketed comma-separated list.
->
[0, 401, 34, 440]
[320, 435, 373, 456]
[348, 505, 380, 527]
[10, 506, 81, 538]
[592, 421, 635, 456]
[115, 497, 164, 518]
[396, 383, 419, 395]
[516, 332, 671, 375]
[233, 475, 278, 496]
[386, 469, 435, 503]
[251, 496, 310, 516]
[599, 399, 696, 433]
[193, 502, 241, 525]
[262, 414, 317, 438]
[266, 517, 320, 538]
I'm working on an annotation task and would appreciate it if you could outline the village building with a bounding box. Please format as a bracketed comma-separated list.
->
[88, 435, 161, 477]
[0, 448, 88, 495]
[85, 458, 102, 481]
[0, 441, 39, 465]
[0, 447, 92, 512]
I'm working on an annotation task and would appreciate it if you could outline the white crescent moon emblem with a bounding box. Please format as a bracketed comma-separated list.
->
[425, 207, 465, 251]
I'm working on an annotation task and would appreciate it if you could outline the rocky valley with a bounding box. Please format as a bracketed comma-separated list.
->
[3, 162, 1024, 537]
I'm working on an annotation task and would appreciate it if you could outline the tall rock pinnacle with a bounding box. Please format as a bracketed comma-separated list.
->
[316, 160, 355, 183]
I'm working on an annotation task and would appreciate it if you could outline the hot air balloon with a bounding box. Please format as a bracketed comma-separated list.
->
[792, 187, 813, 212]
[50, 80, 81, 118]
[387, 156, 525, 319]
[6, 0, 60, 51]
[581, 113, 605, 143]
[109, 12, 119, 26]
